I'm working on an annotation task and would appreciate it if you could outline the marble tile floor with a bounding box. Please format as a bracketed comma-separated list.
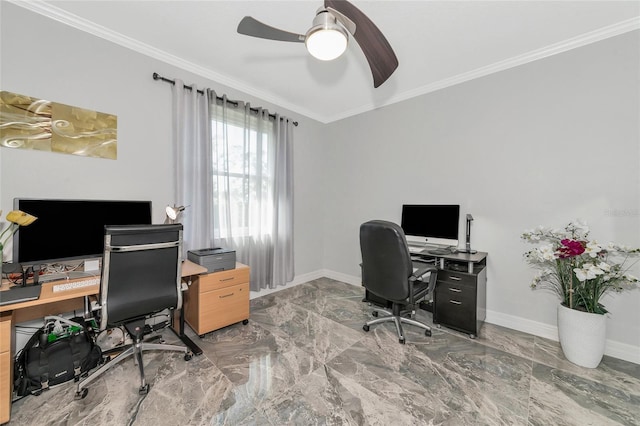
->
[8, 278, 640, 425]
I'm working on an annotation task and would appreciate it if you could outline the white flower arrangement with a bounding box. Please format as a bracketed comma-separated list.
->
[522, 221, 639, 314]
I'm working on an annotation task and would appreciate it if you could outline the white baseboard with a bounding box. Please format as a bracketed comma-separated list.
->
[485, 309, 559, 341]
[259, 269, 638, 364]
[321, 269, 361, 287]
[485, 309, 640, 364]
[249, 269, 326, 299]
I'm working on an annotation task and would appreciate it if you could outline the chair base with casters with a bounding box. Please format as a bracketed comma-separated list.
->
[75, 318, 192, 399]
[363, 301, 432, 344]
[359, 220, 438, 344]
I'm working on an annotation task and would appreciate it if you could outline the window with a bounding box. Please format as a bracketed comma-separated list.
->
[211, 105, 275, 240]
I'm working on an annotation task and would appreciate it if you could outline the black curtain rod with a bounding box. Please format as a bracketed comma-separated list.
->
[153, 72, 298, 126]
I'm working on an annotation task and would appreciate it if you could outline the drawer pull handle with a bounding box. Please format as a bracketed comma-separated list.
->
[220, 277, 235, 282]
[219, 293, 235, 298]
[449, 276, 462, 281]
[448, 288, 462, 293]
[449, 300, 462, 305]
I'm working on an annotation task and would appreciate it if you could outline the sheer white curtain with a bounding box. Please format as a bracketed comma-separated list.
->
[171, 83, 294, 291]
[210, 96, 294, 291]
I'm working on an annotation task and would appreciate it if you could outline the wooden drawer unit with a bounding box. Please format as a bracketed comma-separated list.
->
[433, 265, 487, 338]
[0, 313, 12, 424]
[184, 263, 250, 336]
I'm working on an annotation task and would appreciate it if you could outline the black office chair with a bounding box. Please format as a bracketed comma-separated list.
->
[360, 220, 438, 344]
[75, 224, 191, 399]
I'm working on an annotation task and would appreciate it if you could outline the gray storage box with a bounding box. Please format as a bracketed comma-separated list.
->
[187, 248, 236, 273]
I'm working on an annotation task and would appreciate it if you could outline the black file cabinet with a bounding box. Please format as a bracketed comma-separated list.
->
[433, 263, 487, 338]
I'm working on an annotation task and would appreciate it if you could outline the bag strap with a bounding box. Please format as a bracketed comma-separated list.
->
[70, 331, 85, 378]
[14, 327, 45, 395]
[37, 342, 50, 391]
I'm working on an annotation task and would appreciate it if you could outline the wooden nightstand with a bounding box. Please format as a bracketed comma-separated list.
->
[183, 262, 250, 336]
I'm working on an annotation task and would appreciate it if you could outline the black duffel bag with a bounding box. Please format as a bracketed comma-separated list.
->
[14, 317, 102, 397]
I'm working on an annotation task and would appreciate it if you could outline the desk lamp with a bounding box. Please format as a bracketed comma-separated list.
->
[462, 214, 477, 254]
[164, 205, 185, 224]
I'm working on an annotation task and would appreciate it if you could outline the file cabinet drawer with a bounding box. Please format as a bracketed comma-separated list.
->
[437, 283, 475, 305]
[437, 270, 476, 287]
[433, 294, 476, 333]
[0, 351, 10, 424]
[199, 265, 250, 292]
[0, 314, 11, 353]
[198, 283, 249, 333]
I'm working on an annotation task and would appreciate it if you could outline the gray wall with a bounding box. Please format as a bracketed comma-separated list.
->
[322, 30, 640, 353]
[0, 3, 326, 280]
[1, 4, 638, 358]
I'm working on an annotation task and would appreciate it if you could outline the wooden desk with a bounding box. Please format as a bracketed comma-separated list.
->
[0, 259, 207, 424]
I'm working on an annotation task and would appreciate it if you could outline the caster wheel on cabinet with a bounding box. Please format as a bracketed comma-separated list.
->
[242, 319, 249, 325]
[469, 334, 476, 339]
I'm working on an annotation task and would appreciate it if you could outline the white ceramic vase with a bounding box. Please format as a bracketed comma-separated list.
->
[557, 304, 606, 368]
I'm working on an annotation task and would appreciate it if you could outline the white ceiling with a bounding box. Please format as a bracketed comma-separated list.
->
[12, 1, 640, 123]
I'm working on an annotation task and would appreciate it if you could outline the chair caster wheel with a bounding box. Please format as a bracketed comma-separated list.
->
[372, 311, 379, 317]
[363, 325, 370, 332]
[184, 352, 193, 361]
[425, 329, 432, 337]
[242, 319, 249, 325]
[399, 337, 406, 344]
[75, 388, 88, 400]
[139, 384, 149, 395]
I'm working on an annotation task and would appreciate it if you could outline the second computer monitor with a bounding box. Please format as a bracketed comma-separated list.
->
[400, 204, 460, 248]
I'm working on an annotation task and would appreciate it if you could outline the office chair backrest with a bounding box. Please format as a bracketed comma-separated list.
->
[360, 220, 413, 303]
[100, 224, 183, 329]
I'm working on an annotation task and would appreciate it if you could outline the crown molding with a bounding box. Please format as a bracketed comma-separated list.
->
[8, 1, 639, 124]
[324, 16, 640, 123]
[7, 0, 325, 123]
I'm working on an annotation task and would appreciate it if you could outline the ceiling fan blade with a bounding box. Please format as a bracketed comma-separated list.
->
[325, 7, 356, 35]
[237, 16, 305, 43]
[324, 0, 398, 88]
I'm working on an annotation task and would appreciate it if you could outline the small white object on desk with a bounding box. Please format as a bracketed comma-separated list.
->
[52, 277, 100, 293]
[84, 259, 100, 272]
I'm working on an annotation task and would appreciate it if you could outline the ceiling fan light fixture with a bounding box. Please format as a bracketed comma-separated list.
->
[305, 10, 348, 61]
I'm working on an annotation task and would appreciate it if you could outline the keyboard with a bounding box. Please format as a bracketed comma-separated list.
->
[427, 248, 454, 255]
[52, 277, 100, 293]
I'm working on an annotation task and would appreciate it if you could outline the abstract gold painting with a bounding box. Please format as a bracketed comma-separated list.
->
[0, 91, 117, 159]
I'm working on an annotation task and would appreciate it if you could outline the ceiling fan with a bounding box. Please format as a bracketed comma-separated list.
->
[237, 0, 399, 88]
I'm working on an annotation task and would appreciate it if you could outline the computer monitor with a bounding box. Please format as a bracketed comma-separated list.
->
[400, 204, 460, 248]
[13, 198, 152, 265]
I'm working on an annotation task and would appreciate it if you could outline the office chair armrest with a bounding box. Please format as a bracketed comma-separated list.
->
[410, 265, 437, 281]
[408, 265, 437, 305]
